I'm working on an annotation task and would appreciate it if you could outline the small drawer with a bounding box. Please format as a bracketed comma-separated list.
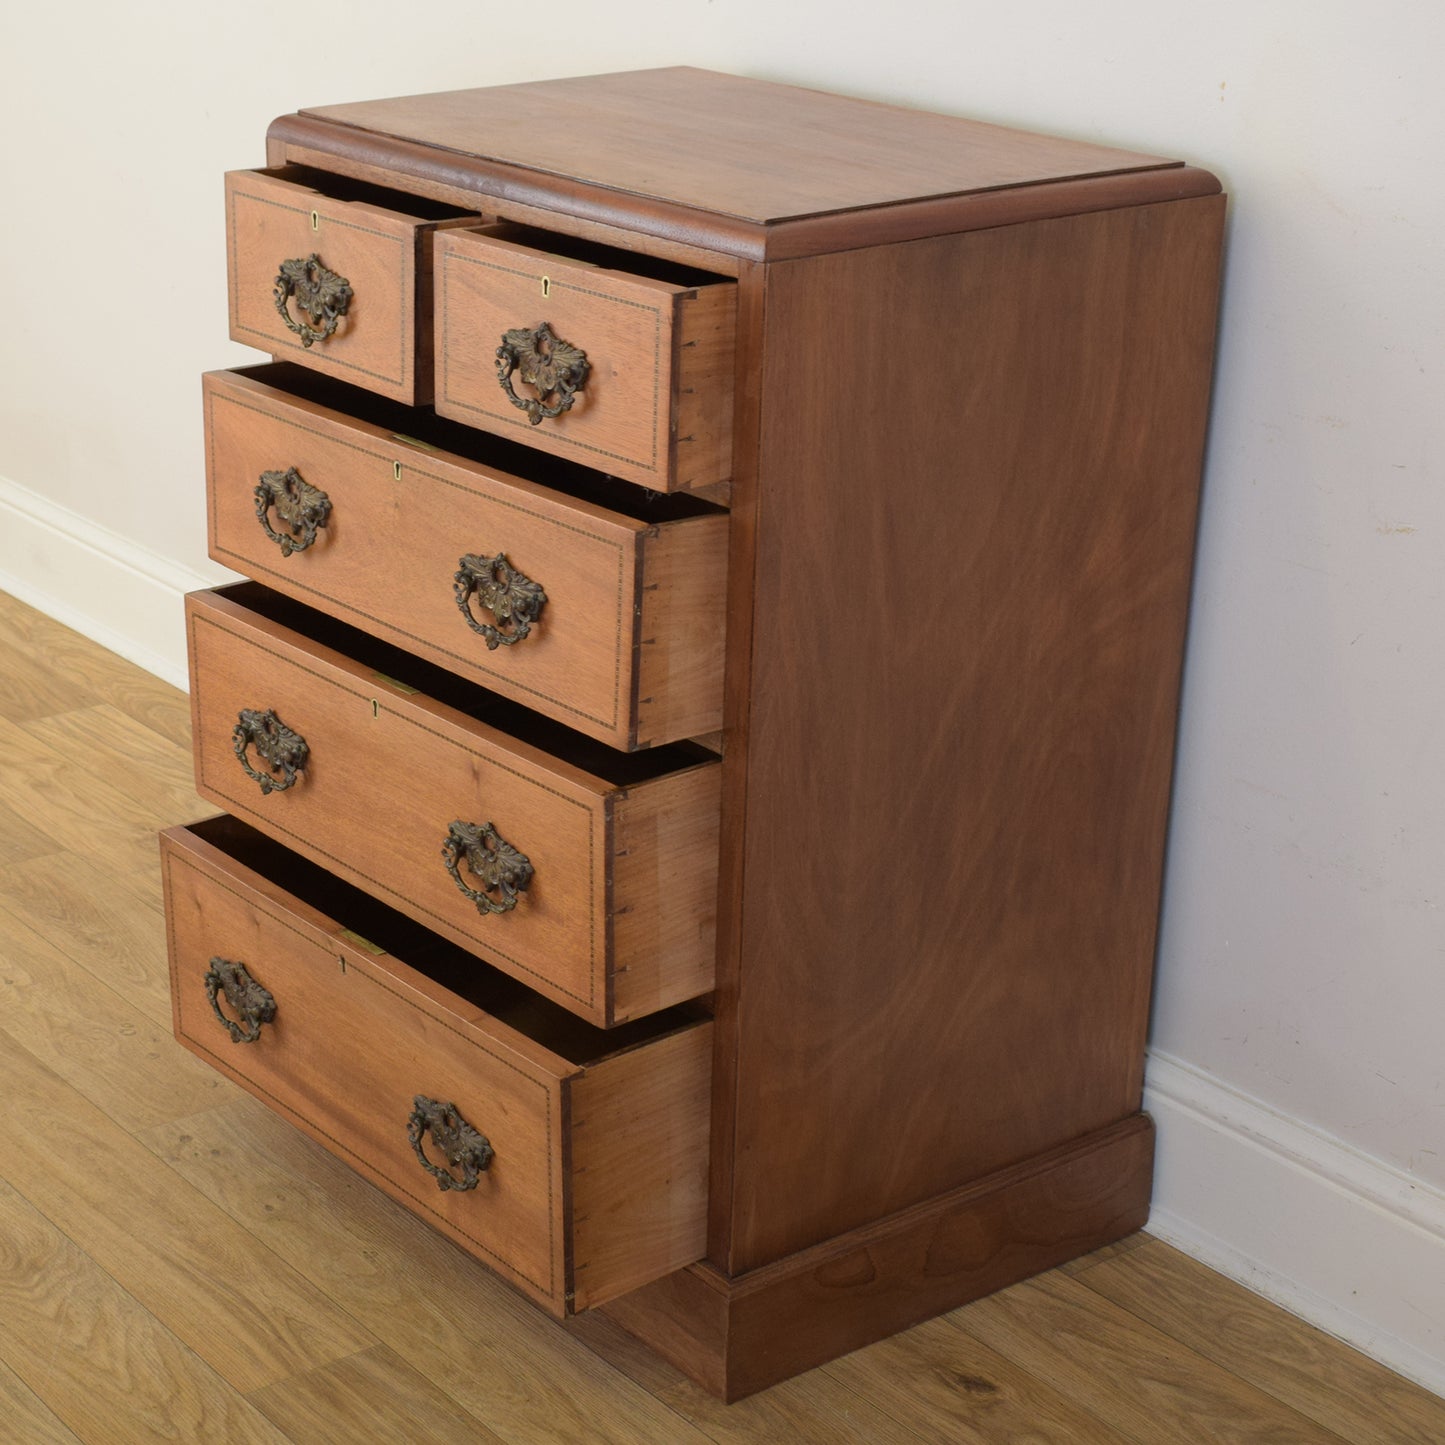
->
[205, 364, 727, 751]
[161, 815, 711, 1315]
[226, 167, 478, 405]
[187, 583, 720, 1027]
[435, 224, 736, 493]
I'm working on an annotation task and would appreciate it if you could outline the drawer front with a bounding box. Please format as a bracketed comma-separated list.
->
[227, 169, 473, 405]
[186, 585, 720, 1026]
[435, 227, 736, 493]
[160, 819, 712, 1314]
[205, 367, 727, 750]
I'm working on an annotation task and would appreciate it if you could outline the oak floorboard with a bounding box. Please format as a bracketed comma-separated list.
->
[140, 1096, 712, 1445]
[0, 713, 169, 859]
[0, 849, 174, 1024]
[821, 1312, 1130, 1444]
[570, 1311, 928, 1444]
[0, 904, 226, 1133]
[0, 793, 65, 870]
[0, 1029, 375, 1394]
[0, 590, 195, 747]
[248, 1343, 508, 1444]
[1079, 1238, 1445, 1445]
[0, 1178, 290, 1445]
[951, 1272, 1353, 1444]
[0, 1354, 85, 1445]
[21, 701, 206, 820]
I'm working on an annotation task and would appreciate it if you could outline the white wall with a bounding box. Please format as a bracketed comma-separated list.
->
[3, 0, 1442, 1394]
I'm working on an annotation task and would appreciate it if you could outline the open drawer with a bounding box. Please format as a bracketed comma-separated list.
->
[435, 223, 736, 493]
[186, 582, 720, 1027]
[226, 166, 477, 404]
[161, 815, 711, 1315]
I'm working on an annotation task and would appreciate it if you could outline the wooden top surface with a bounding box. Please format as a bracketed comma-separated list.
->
[297, 67, 1176, 225]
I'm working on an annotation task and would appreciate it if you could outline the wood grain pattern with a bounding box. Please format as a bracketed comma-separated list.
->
[162, 824, 572, 1314]
[721, 196, 1226, 1271]
[569, 1310, 927, 1444]
[953, 1272, 1352, 1443]
[610, 763, 722, 1021]
[226, 168, 475, 405]
[0, 590, 193, 747]
[247, 1343, 510, 1444]
[267, 75, 1220, 265]
[434, 225, 736, 491]
[0, 1029, 374, 1392]
[1, 850, 173, 1023]
[606, 1114, 1153, 1401]
[0, 1354, 84, 1445]
[298, 69, 1174, 225]
[1082, 1239, 1445, 1444]
[163, 820, 711, 1315]
[144, 1098, 714, 1444]
[632, 511, 731, 748]
[204, 365, 726, 750]
[0, 594, 1439, 1436]
[0, 1179, 289, 1444]
[0, 901, 224, 1134]
[820, 1313, 1128, 1443]
[186, 585, 720, 1024]
[569, 1024, 713, 1309]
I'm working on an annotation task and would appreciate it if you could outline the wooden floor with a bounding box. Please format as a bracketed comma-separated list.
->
[0, 587, 1440, 1444]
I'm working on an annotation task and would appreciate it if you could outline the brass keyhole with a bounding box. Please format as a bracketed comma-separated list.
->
[541, 275, 550, 298]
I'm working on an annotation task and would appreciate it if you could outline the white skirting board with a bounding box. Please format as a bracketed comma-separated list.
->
[0, 474, 234, 691]
[1145, 1049, 1445, 1399]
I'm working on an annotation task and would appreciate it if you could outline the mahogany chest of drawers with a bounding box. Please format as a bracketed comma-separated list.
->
[162, 67, 1224, 1400]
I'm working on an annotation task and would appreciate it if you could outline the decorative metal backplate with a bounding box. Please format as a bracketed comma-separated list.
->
[233, 708, 309, 795]
[255, 467, 332, 556]
[496, 321, 589, 424]
[454, 552, 547, 649]
[203, 956, 277, 1044]
[441, 820, 533, 915]
[274, 253, 353, 347]
[407, 1095, 493, 1191]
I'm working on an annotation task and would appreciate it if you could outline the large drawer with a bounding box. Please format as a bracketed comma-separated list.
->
[204, 364, 727, 751]
[186, 583, 720, 1027]
[435, 224, 736, 494]
[226, 167, 477, 404]
[161, 815, 711, 1315]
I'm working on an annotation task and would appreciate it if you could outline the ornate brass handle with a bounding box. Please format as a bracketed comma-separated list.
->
[255, 467, 331, 556]
[274, 253, 353, 347]
[204, 956, 276, 1044]
[441, 820, 533, 915]
[454, 553, 547, 649]
[496, 321, 589, 424]
[407, 1095, 493, 1191]
[233, 708, 309, 795]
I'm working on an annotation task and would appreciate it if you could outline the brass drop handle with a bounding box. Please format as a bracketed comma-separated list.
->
[496, 321, 589, 424]
[274, 253, 353, 347]
[408, 1095, 493, 1191]
[255, 467, 332, 556]
[233, 708, 309, 795]
[454, 553, 547, 649]
[441, 820, 533, 915]
[204, 957, 276, 1044]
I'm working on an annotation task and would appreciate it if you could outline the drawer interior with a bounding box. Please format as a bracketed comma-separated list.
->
[212, 580, 720, 779]
[228, 362, 724, 524]
[183, 812, 708, 1067]
[253, 164, 479, 223]
[471, 220, 732, 289]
